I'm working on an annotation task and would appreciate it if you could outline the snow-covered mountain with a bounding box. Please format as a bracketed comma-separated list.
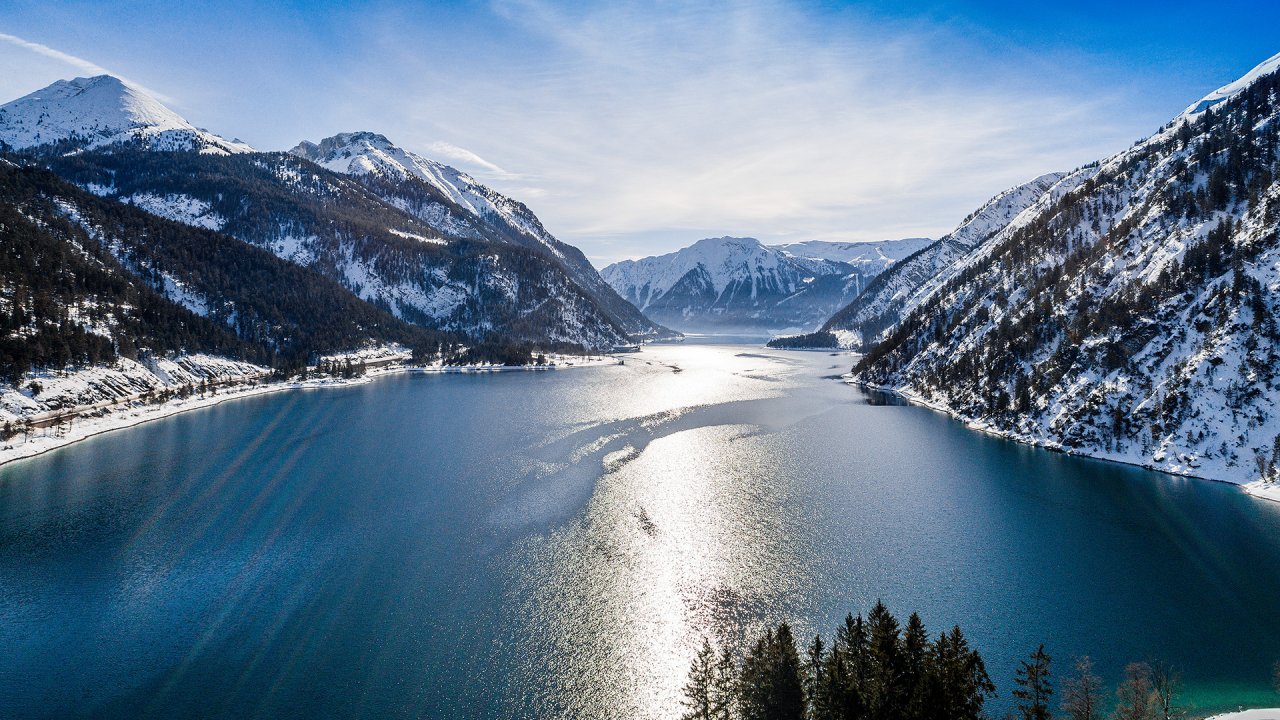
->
[2, 76, 665, 350]
[842, 51, 1280, 485]
[289, 132, 669, 340]
[600, 236, 927, 333]
[818, 172, 1081, 348]
[0, 161, 449, 382]
[774, 238, 932, 270]
[0, 76, 252, 155]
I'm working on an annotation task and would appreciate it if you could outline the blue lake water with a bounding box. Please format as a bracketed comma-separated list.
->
[1, 343, 1278, 718]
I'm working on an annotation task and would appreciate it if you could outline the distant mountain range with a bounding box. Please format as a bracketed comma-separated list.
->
[601, 236, 930, 333]
[0, 75, 674, 384]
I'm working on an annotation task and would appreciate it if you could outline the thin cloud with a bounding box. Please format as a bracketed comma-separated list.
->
[0, 32, 174, 104]
[361, 0, 1156, 265]
[423, 140, 519, 179]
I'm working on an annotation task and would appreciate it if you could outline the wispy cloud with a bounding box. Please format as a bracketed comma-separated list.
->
[0, 4, 1180, 267]
[343, 0, 1161, 265]
[423, 140, 520, 180]
[0, 32, 174, 104]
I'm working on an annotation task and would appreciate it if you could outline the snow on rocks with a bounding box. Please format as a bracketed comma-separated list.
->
[0, 75, 252, 155]
[121, 193, 226, 231]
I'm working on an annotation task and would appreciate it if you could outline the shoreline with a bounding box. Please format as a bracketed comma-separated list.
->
[1204, 711, 1280, 720]
[0, 355, 620, 472]
[847, 377, 1271, 500]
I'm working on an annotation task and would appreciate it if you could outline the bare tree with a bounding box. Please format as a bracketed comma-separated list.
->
[1149, 660, 1182, 720]
[1112, 662, 1154, 720]
[1061, 656, 1104, 720]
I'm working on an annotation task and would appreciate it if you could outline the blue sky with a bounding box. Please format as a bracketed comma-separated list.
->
[1, 1, 1277, 266]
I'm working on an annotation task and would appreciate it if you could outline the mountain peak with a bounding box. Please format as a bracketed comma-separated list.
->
[690, 236, 764, 250]
[0, 75, 251, 155]
[290, 131, 396, 162]
[1182, 50, 1280, 117]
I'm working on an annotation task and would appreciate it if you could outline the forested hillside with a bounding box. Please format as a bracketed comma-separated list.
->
[39, 148, 637, 349]
[0, 76, 666, 352]
[848, 53, 1280, 483]
[0, 161, 459, 381]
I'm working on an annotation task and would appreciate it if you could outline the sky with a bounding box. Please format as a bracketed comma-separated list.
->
[1, 1, 1278, 267]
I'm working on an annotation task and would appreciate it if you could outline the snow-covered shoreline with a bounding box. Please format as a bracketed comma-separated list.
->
[1203, 709, 1280, 720]
[849, 378, 1274, 497]
[0, 353, 620, 471]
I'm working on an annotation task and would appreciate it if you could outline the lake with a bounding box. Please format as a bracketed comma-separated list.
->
[1, 343, 1278, 718]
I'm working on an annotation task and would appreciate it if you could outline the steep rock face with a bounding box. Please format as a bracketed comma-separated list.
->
[601, 237, 927, 333]
[0, 76, 252, 155]
[289, 132, 672, 339]
[850, 52, 1280, 483]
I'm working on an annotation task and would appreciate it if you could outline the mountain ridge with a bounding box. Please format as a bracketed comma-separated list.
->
[289, 131, 673, 340]
[841, 50, 1280, 484]
[602, 236, 928, 333]
[0, 76, 668, 351]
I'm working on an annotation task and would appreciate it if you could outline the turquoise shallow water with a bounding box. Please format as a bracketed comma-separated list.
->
[0, 343, 1277, 718]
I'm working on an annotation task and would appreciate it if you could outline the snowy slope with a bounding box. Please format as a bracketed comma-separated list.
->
[1181, 51, 1280, 117]
[292, 132, 548, 246]
[601, 237, 917, 332]
[0, 76, 252, 155]
[0, 74, 649, 350]
[774, 238, 933, 268]
[37, 144, 634, 350]
[849, 52, 1280, 485]
[290, 132, 671, 339]
[819, 172, 1084, 348]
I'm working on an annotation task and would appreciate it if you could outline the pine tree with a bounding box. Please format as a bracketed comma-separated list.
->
[901, 613, 930, 720]
[867, 601, 906, 720]
[683, 638, 720, 720]
[740, 624, 806, 720]
[712, 648, 738, 720]
[926, 626, 994, 720]
[832, 613, 870, 720]
[1012, 644, 1053, 720]
[807, 635, 830, 720]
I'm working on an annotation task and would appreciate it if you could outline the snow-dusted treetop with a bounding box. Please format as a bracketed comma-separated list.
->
[1182, 50, 1280, 117]
[0, 75, 253, 155]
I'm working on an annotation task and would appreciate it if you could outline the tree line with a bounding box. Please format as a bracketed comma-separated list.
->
[681, 602, 1200, 720]
[0, 161, 599, 385]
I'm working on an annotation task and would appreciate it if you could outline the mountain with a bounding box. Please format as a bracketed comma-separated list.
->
[816, 173, 1081, 348]
[774, 238, 932, 271]
[842, 51, 1280, 484]
[288, 131, 671, 340]
[0, 76, 252, 155]
[600, 237, 928, 333]
[0, 76, 662, 351]
[0, 161, 454, 384]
